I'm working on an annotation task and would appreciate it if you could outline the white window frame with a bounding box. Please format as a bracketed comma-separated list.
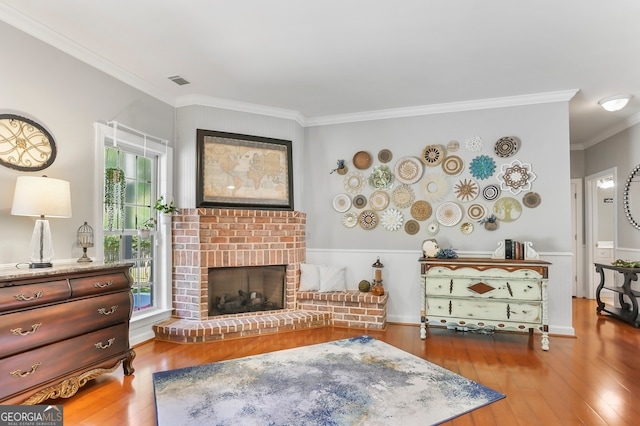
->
[94, 122, 173, 344]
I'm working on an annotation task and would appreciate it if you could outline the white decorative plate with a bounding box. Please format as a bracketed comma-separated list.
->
[436, 202, 463, 227]
[453, 178, 479, 202]
[466, 135, 484, 152]
[392, 184, 416, 209]
[496, 159, 537, 195]
[380, 208, 404, 231]
[422, 174, 450, 203]
[343, 172, 365, 194]
[359, 210, 378, 229]
[447, 140, 460, 152]
[342, 212, 358, 228]
[493, 197, 523, 222]
[332, 193, 351, 212]
[394, 156, 423, 184]
[467, 203, 486, 221]
[427, 221, 440, 236]
[441, 155, 464, 176]
[370, 191, 390, 210]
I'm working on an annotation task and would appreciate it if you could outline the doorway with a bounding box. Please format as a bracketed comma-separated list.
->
[585, 168, 617, 301]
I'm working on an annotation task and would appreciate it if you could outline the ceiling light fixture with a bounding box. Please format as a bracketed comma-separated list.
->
[598, 94, 632, 112]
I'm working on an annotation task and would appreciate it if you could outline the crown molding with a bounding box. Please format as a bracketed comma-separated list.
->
[578, 111, 640, 150]
[174, 95, 306, 126]
[304, 90, 579, 127]
[0, 3, 174, 106]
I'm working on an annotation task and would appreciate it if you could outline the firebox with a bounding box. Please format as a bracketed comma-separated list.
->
[207, 265, 286, 317]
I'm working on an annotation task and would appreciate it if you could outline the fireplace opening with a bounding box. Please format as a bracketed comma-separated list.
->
[208, 265, 286, 317]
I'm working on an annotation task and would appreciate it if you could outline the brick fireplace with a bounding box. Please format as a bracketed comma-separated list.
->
[171, 208, 306, 320]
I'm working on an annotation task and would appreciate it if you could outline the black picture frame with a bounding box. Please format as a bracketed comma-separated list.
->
[196, 129, 294, 210]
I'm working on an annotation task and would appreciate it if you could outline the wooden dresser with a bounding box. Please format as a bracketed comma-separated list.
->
[0, 262, 135, 404]
[419, 257, 551, 350]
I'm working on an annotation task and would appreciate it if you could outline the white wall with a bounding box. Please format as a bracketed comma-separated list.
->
[0, 21, 174, 266]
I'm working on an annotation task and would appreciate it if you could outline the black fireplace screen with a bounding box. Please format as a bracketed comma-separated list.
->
[208, 265, 286, 316]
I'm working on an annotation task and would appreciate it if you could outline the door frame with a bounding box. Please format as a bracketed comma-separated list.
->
[571, 178, 584, 297]
[585, 167, 617, 299]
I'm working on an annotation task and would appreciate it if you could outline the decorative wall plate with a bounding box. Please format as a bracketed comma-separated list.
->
[427, 221, 439, 235]
[405, 220, 420, 235]
[353, 194, 367, 209]
[332, 193, 351, 212]
[421, 174, 450, 203]
[447, 140, 460, 152]
[460, 222, 474, 235]
[494, 136, 519, 158]
[380, 208, 404, 231]
[368, 165, 394, 189]
[465, 135, 484, 152]
[342, 212, 358, 228]
[420, 144, 445, 166]
[496, 159, 537, 195]
[359, 210, 378, 229]
[410, 200, 432, 221]
[436, 202, 463, 227]
[343, 172, 365, 194]
[378, 149, 393, 163]
[469, 155, 496, 180]
[353, 151, 372, 169]
[453, 178, 479, 202]
[522, 191, 541, 208]
[482, 184, 500, 201]
[392, 184, 416, 208]
[0, 114, 57, 171]
[441, 155, 464, 176]
[370, 191, 390, 210]
[467, 203, 486, 220]
[493, 197, 523, 222]
[394, 156, 423, 184]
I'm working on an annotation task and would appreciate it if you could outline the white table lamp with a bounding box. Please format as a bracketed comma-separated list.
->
[11, 176, 72, 268]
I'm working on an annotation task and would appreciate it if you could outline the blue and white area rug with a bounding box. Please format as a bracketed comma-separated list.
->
[153, 336, 504, 425]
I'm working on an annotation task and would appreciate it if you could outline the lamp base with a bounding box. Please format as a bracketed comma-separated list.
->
[30, 261, 53, 269]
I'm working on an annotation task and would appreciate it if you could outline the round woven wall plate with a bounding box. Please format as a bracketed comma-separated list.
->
[394, 156, 423, 184]
[467, 203, 486, 220]
[482, 184, 500, 201]
[353, 151, 372, 169]
[378, 149, 393, 163]
[370, 191, 390, 210]
[411, 200, 432, 221]
[442, 155, 464, 176]
[522, 191, 541, 208]
[494, 136, 519, 158]
[359, 210, 378, 229]
[353, 194, 367, 209]
[405, 219, 420, 235]
[420, 144, 445, 166]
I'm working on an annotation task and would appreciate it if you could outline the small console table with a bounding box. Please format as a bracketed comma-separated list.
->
[595, 262, 640, 327]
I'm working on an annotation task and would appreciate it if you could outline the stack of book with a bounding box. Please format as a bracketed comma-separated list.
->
[505, 239, 525, 260]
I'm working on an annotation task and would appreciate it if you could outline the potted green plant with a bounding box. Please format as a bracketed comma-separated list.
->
[105, 167, 126, 231]
[154, 196, 179, 225]
[137, 218, 156, 239]
[103, 235, 120, 263]
[479, 214, 499, 231]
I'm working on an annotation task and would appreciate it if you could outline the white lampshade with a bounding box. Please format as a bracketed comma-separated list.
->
[598, 95, 632, 112]
[11, 176, 72, 268]
[11, 176, 72, 218]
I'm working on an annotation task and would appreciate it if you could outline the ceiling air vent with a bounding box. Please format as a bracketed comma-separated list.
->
[168, 75, 190, 86]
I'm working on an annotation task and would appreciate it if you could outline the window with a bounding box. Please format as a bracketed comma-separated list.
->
[94, 122, 173, 317]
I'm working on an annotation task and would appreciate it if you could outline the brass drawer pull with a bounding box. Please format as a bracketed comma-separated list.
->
[97, 305, 118, 315]
[94, 280, 113, 288]
[95, 338, 116, 349]
[10, 362, 42, 378]
[11, 323, 42, 336]
[14, 291, 43, 301]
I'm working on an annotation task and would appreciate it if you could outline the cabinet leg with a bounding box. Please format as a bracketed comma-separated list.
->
[123, 349, 136, 375]
[420, 322, 426, 339]
[541, 332, 549, 351]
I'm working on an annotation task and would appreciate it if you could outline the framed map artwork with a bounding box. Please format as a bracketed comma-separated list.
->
[196, 129, 294, 210]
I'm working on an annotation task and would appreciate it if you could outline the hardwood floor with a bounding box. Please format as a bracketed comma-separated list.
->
[57, 298, 639, 425]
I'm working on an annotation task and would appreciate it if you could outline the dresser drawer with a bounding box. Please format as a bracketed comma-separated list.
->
[1, 291, 131, 357]
[69, 271, 131, 297]
[427, 297, 542, 323]
[0, 280, 71, 312]
[0, 323, 129, 400]
[424, 276, 542, 301]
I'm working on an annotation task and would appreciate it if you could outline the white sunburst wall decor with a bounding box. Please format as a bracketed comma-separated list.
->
[496, 159, 537, 195]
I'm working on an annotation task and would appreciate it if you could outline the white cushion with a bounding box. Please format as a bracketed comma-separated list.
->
[299, 263, 321, 291]
[319, 265, 347, 292]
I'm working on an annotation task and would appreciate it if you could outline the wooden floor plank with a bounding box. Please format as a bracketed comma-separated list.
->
[48, 298, 640, 425]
